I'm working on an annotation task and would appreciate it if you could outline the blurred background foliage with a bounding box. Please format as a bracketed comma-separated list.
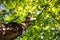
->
[0, 0, 60, 40]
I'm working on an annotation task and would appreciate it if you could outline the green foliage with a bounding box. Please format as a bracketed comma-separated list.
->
[0, 0, 60, 40]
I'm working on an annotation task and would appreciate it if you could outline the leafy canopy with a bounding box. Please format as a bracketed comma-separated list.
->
[0, 0, 60, 40]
